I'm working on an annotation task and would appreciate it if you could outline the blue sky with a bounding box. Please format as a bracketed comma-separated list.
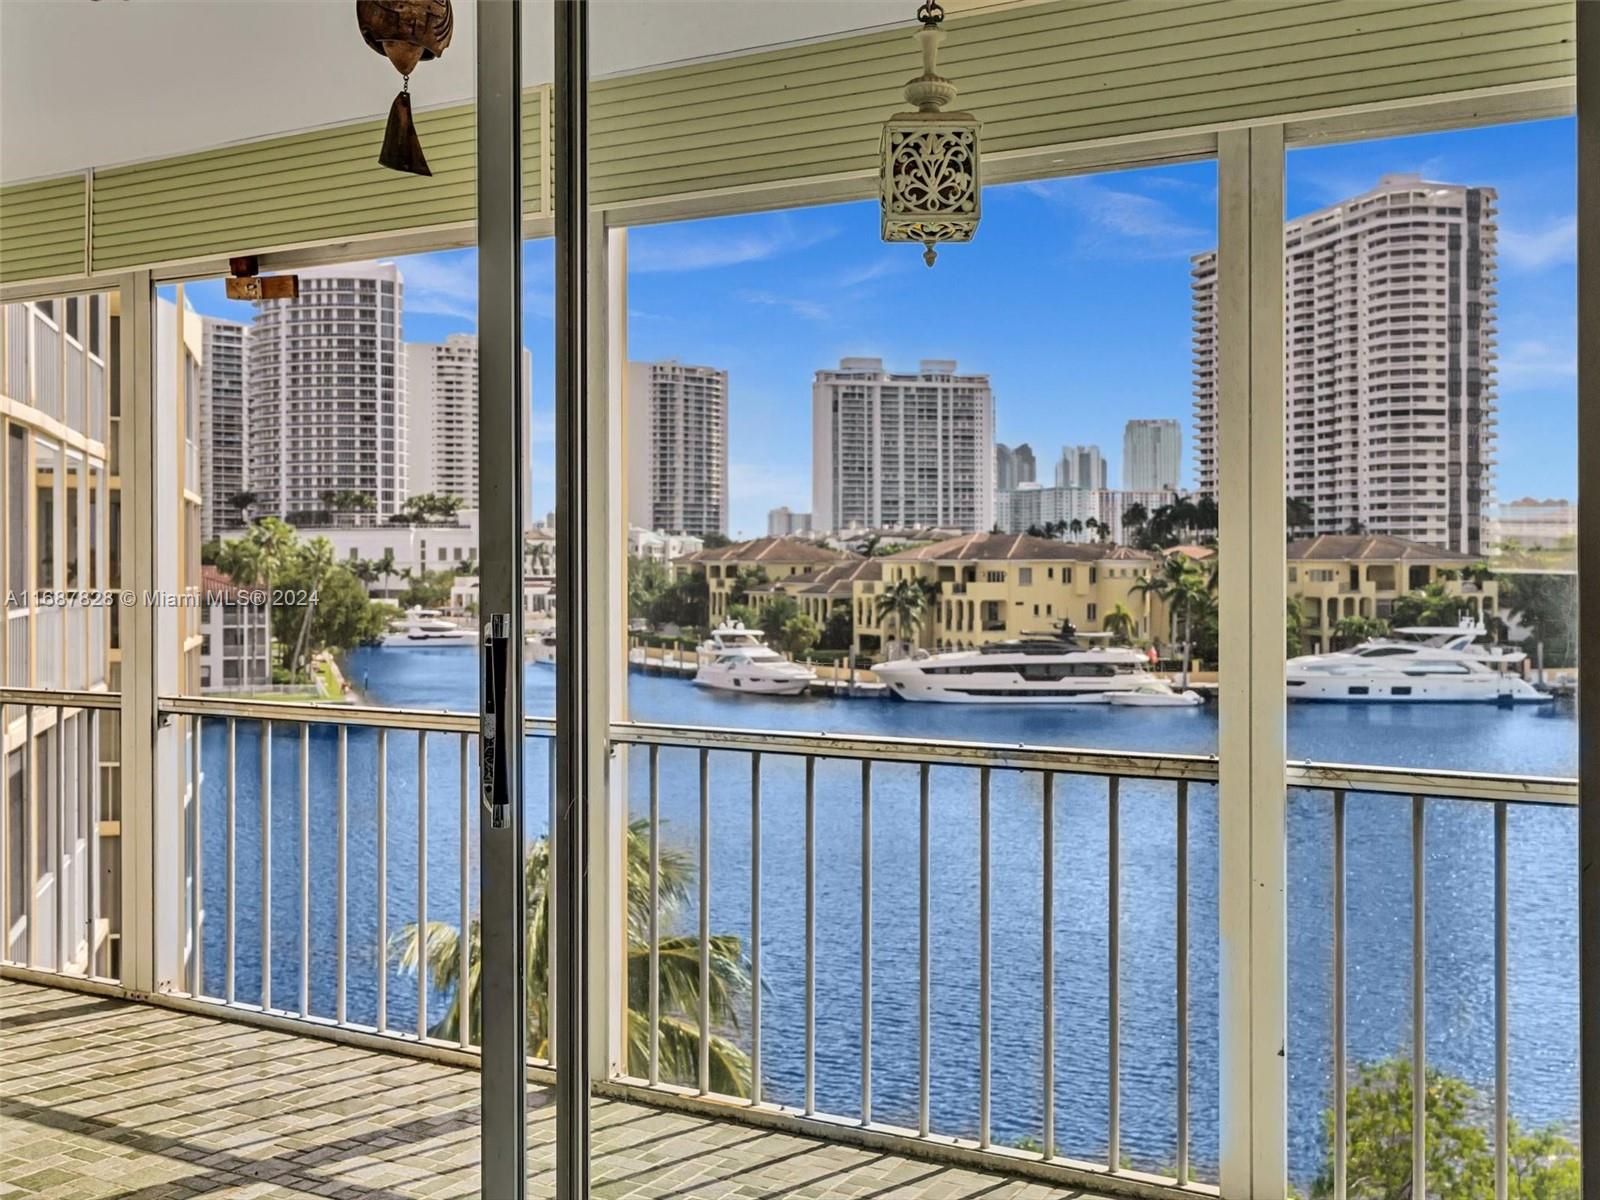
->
[181, 117, 1575, 539]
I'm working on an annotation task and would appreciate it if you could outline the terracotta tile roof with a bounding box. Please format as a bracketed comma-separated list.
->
[678, 536, 852, 566]
[1287, 534, 1479, 563]
[200, 565, 255, 603]
[881, 532, 1154, 563]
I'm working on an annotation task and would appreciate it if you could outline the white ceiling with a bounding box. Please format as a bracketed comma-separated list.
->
[0, 0, 958, 184]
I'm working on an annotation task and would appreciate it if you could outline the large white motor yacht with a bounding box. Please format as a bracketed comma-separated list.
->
[693, 621, 817, 697]
[382, 607, 473, 647]
[1286, 621, 1550, 703]
[873, 634, 1162, 704]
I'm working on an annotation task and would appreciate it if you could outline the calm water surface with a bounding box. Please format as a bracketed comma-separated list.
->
[198, 646, 1579, 1183]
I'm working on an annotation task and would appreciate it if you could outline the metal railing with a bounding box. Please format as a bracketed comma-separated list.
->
[0, 689, 1580, 1199]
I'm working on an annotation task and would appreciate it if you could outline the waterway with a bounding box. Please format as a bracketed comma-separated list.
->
[196, 645, 1580, 1183]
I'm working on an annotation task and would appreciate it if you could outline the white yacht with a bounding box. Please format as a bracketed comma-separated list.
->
[529, 631, 558, 665]
[1108, 681, 1204, 707]
[693, 621, 816, 697]
[873, 634, 1162, 704]
[1286, 622, 1550, 704]
[383, 608, 473, 647]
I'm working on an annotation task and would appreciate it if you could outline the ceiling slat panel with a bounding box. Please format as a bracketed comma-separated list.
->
[0, 175, 85, 284]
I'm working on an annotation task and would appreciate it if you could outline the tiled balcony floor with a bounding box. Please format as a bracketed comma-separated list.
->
[0, 980, 1095, 1200]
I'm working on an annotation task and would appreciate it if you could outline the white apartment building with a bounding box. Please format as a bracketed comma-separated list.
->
[307, 510, 480, 599]
[812, 357, 994, 534]
[406, 334, 531, 508]
[1123, 419, 1181, 492]
[626, 360, 728, 538]
[246, 262, 407, 522]
[1193, 174, 1498, 553]
[995, 484, 1179, 544]
[1486, 497, 1576, 550]
[766, 506, 812, 537]
[199, 316, 248, 539]
[629, 525, 705, 562]
[1054, 444, 1108, 490]
[198, 565, 271, 692]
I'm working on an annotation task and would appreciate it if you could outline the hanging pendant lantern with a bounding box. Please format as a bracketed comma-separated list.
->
[356, 0, 454, 177]
[880, 1, 981, 267]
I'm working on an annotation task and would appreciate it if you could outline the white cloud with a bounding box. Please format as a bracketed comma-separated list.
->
[1496, 338, 1576, 388]
[396, 251, 478, 321]
[1499, 215, 1576, 271]
[735, 289, 831, 322]
[629, 214, 837, 273]
[1024, 177, 1209, 259]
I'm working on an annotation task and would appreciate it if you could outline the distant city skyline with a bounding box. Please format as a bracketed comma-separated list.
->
[172, 117, 1575, 541]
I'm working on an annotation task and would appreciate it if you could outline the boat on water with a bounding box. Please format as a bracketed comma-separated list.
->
[1107, 681, 1204, 707]
[693, 620, 816, 697]
[873, 633, 1162, 704]
[382, 607, 473, 647]
[529, 631, 558, 665]
[1286, 621, 1550, 703]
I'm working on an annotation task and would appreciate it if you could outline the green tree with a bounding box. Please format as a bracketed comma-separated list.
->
[227, 491, 259, 524]
[1287, 495, 1315, 532]
[1392, 582, 1466, 629]
[756, 595, 800, 644]
[727, 566, 769, 607]
[776, 612, 820, 658]
[1331, 614, 1389, 650]
[215, 517, 297, 672]
[393, 820, 751, 1094]
[1312, 1057, 1578, 1200]
[873, 576, 939, 656]
[648, 570, 709, 631]
[1102, 602, 1137, 645]
[1286, 598, 1308, 657]
[1139, 555, 1211, 687]
[397, 568, 455, 611]
[628, 555, 671, 622]
[818, 606, 853, 652]
[1499, 572, 1577, 668]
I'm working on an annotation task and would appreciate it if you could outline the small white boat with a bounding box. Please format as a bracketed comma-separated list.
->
[529, 632, 557, 665]
[1108, 682, 1203, 707]
[693, 621, 816, 697]
[383, 607, 472, 647]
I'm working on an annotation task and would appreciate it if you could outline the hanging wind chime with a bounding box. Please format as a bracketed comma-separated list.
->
[356, 0, 454, 177]
[880, 1, 982, 266]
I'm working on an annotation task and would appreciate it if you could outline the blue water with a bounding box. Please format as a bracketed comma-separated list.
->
[197, 646, 1580, 1184]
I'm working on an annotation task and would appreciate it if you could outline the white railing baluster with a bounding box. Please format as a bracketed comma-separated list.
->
[25, 704, 34, 968]
[750, 751, 762, 1106]
[56, 707, 65, 974]
[546, 745, 556, 1066]
[1108, 774, 1121, 1171]
[86, 709, 100, 978]
[698, 747, 711, 1095]
[260, 720, 272, 1012]
[978, 764, 990, 1149]
[804, 754, 816, 1117]
[1042, 770, 1055, 1160]
[457, 731, 469, 1048]
[417, 730, 428, 1040]
[225, 718, 235, 1004]
[861, 758, 873, 1126]
[919, 761, 931, 1140]
[298, 723, 309, 1017]
[337, 726, 348, 1027]
[1412, 793, 1426, 1195]
[1333, 789, 1346, 1200]
[376, 727, 387, 1033]
[189, 715, 201, 996]
[1495, 798, 1508, 1200]
[648, 744, 660, 1086]
[1176, 778, 1190, 1186]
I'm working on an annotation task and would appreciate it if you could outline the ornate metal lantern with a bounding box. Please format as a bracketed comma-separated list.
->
[880, 1, 981, 266]
[356, 0, 454, 176]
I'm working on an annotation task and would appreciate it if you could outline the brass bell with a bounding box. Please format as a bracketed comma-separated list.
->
[355, 0, 454, 177]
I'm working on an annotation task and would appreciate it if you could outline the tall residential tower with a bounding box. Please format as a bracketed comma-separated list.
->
[813, 358, 994, 534]
[246, 262, 407, 521]
[199, 316, 248, 538]
[626, 359, 729, 537]
[1191, 175, 1497, 553]
[406, 334, 531, 508]
[1122, 419, 1181, 491]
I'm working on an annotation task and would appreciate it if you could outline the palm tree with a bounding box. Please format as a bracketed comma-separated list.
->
[873, 575, 938, 657]
[1135, 554, 1210, 688]
[393, 820, 752, 1094]
[219, 517, 296, 672]
[1102, 602, 1137, 645]
[1068, 519, 1084, 541]
[227, 490, 259, 525]
[1331, 614, 1387, 650]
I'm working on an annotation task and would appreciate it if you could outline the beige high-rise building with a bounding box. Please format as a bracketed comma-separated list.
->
[1122, 419, 1181, 492]
[406, 334, 531, 509]
[812, 357, 994, 534]
[626, 360, 728, 537]
[1192, 174, 1498, 553]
